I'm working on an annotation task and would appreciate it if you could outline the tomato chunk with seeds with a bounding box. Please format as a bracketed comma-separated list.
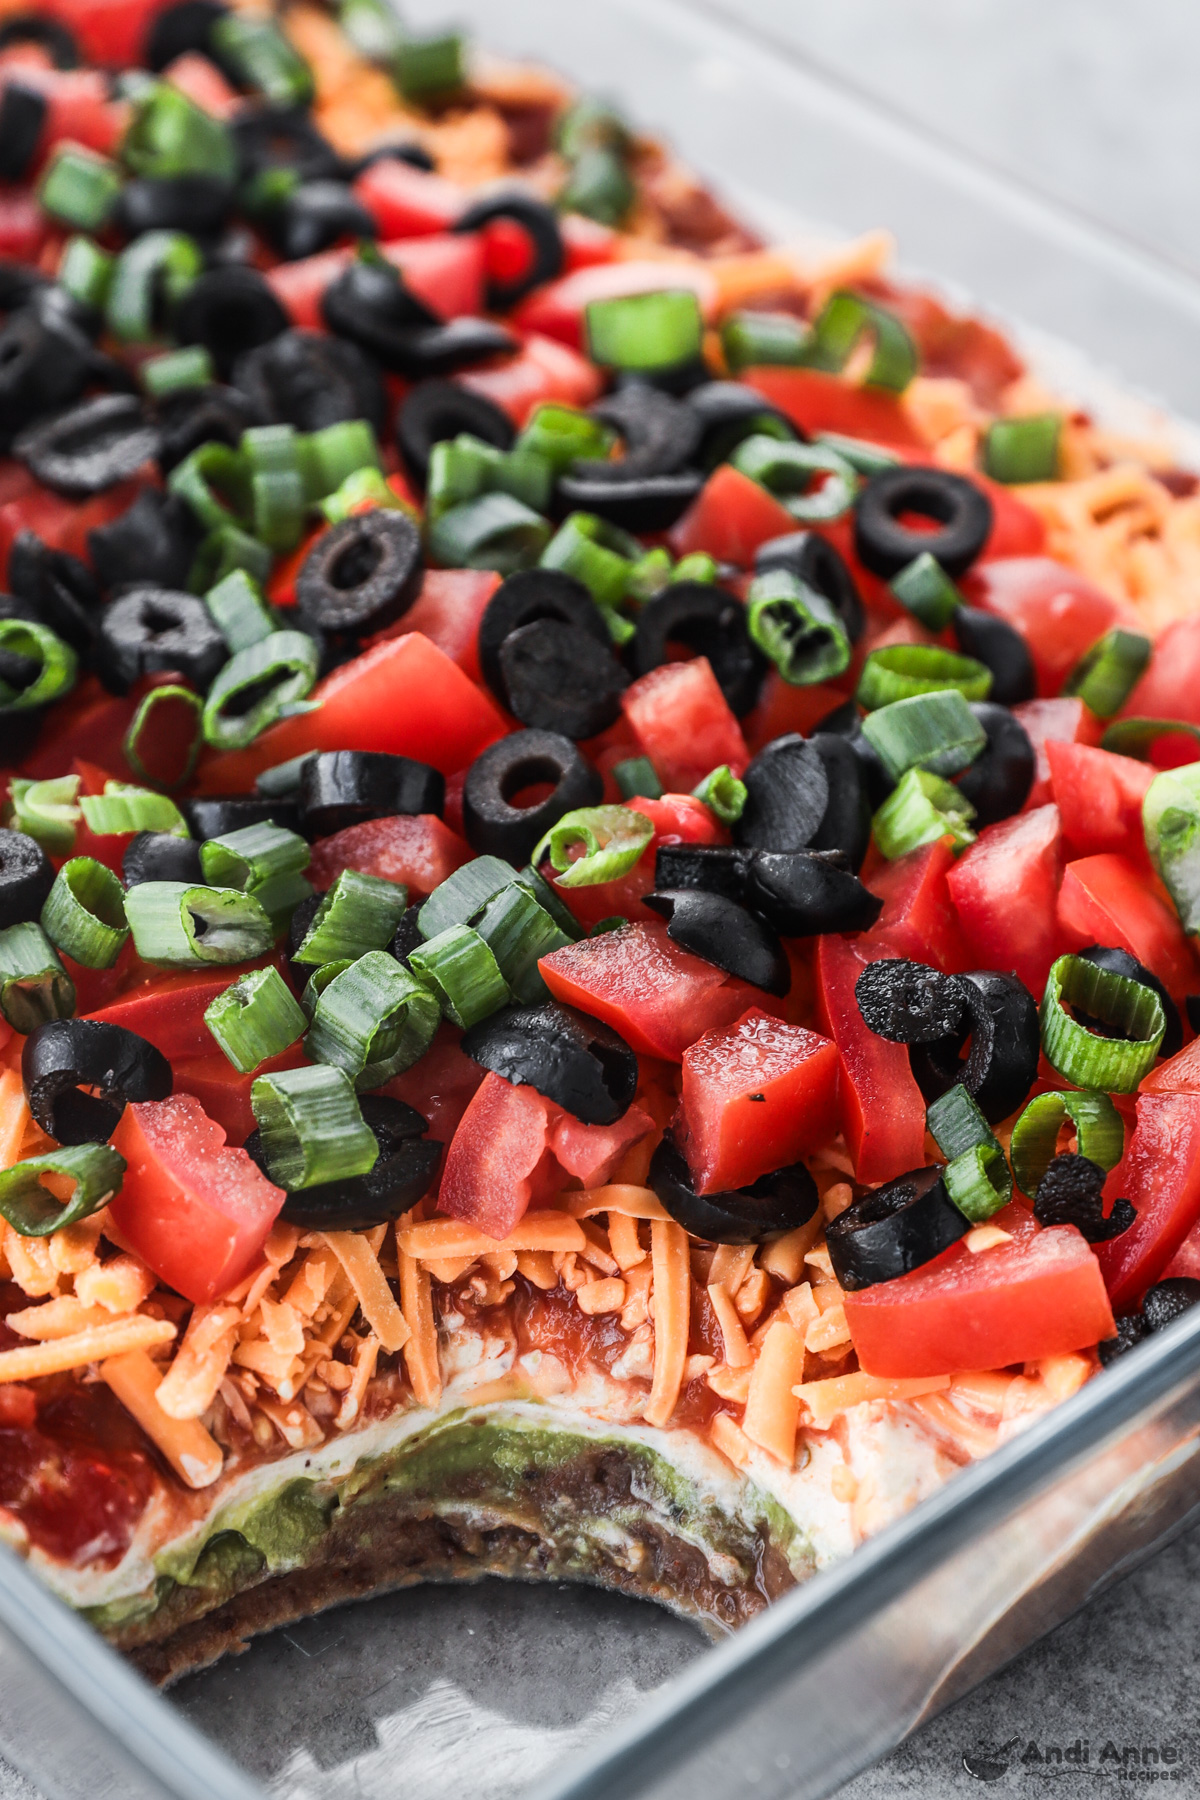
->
[1097, 1093, 1200, 1312]
[173, 1046, 306, 1147]
[458, 332, 602, 426]
[946, 804, 1064, 996]
[374, 569, 500, 682]
[814, 934, 926, 1186]
[679, 1008, 839, 1194]
[622, 657, 748, 795]
[1056, 853, 1197, 997]
[110, 1094, 286, 1304]
[383, 1021, 484, 1159]
[309, 813, 471, 899]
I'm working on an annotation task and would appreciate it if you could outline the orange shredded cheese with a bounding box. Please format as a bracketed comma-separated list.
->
[515, 1249, 557, 1289]
[155, 1304, 241, 1421]
[757, 1214, 823, 1285]
[709, 1412, 752, 1470]
[794, 1371, 952, 1430]
[6, 1297, 115, 1339]
[706, 1282, 753, 1368]
[576, 1277, 626, 1315]
[708, 1244, 754, 1291]
[74, 1253, 155, 1313]
[398, 1215, 587, 1259]
[398, 1240, 441, 1409]
[0, 1314, 175, 1384]
[102, 1350, 223, 1489]
[562, 1185, 672, 1221]
[742, 1319, 806, 1466]
[606, 1211, 647, 1271]
[643, 1219, 690, 1428]
[322, 1230, 409, 1353]
[0, 1064, 29, 1168]
[336, 1333, 380, 1429]
[805, 1303, 851, 1355]
[256, 1394, 324, 1450]
[909, 1392, 1001, 1458]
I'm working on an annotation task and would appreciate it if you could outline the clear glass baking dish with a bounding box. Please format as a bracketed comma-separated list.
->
[5, 3, 1200, 1797]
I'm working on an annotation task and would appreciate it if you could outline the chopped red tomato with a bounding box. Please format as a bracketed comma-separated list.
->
[439, 1071, 561, 1239]
[1057, 853, 1196, 995]
[1047, 739, 1153, 861]
[946, 804, 1064, 995]
[1163, 1222, 1200, 1283]
[353, 158, 463, 237]
[1141, 1038, 1200, 1095]
[374, 569, 499, 682]
[975, 478, 1047, 562]
[621, 657, 748, 794]
[514, 259, 715, 352]
[963, 558, 1131, 697]
[845, 1203, 1115, 1377]
[679, 1007, 839, 1193]
[383, 1020, 484, 1155]
[865, 836, 971, 972]
[743, 676, 848, 756]
[160, 52, 238, 119]
[1121, 614, 1200, 732]
[86, 966, 276, 1060]
[554, 792, 725, 930]
[1014, 696, 1102, 808]
[309, 813, 472, 898]
[109, 1094, 285, 1304]
[559, 213, 620, 271]
[668, 464, 797, 568]
[457, 331, 602, 426]
[0, 189, 44, 262]
[173, 1045, 306, 1146]
[1097, 1093, 1200, 1312]
[269, 233, 485, 327]
[814, 934, 926, 1185]
[48, 0, 159, 67]
[742, 367, 927, 451]
[540, 919, 774, 1062]
[547, 1104, 655, 1188]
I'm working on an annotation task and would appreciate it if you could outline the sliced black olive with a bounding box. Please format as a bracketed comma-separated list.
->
[115, 175, 234, 240]
[1031, 1151, 1135, 1243]
[462, 729, 602, 865]
[15, 395, 159, 499]
[815, 696, 895, 810]
[755, 531, 865, 644]
[1143, 1278, 1200, 1333]
[122, 831, 204, 889]
[855, 958, 966, 1044]
[1099, 1313, 1151, 1367]
[376, 317, 518, 381]
[461, 1001, 637, 1125]
[0, 261, 47, 317]
[827, 1164, 969, 1290]
[351, 141, 435, 176]
[555, 470, 704, 535]
[685, 380, 798, 471]
[154, 382, 258, 474]
[87, 488, 203, 596]
[0, 827, 53, 928]
[807, 732, 872, 871]
[265, 180, 377, 262]
[645, 890, 790, 997]
[22, 1019, 172, 1145]
[184, 795, 304, 841]
[173, 266, 289, 378]
[453, 190, 565, 310]
[299, 750, 445, 838]
[650, 1134, 818, 1245]
[853, 467, 994, 580]
[1076, 944, 1183, 1062]
[579, 384, 702, 481]
[911, 969, 1040, 1124]
[284, 888, 324, 991]
[952, 604, 1035, 705]
[733, 733, 829, 854]
[7, 532, 102, 657]
[396, 378, 515, 487]
[0, 82, 46, 183]
[321, 255, 447, 369]
[498, 619, 629, 740]
[0, 307, 96, 449]
[230, 105, 341, 188]
[748, 850, 882, 937]
[632, 582, 766, 719]
[144, 0, 226, 69]
[0, 15, 78, 66]
[953, 701, 1035, 827]
[296, 509, 423, 641]
[245, 1098, 441, 1230]
[653, 842, 752, 905]
[477, 568, 609, 708]
[230, 328, 384, 434]
[96, 586, 227, 695]
[390, 904, 423, 968]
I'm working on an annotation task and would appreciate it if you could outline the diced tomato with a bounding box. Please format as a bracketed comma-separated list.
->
[844, 1202, 1114, 1377]
[1142, 1038, 1200, 1096]
[61, 940, 135, 1018]
[559, 213, 620, 271]
[963, 558, 1131, 698]
[514, 259, 715, 353]
[174, 1045, 306, 1146]
[679, 1007, 839, 1193]
[308, 813, 471, 898]
[267, 249, 348, 330]
[742, 367, 928, 451]
[372, 568, 499, 682]
[162, 51, 238, 119]
[353, 159, 463, 238]
[1013, 697, 1102, 808]
[0, 187, 44, 261]
[439, 1070, 560, 1239]
[110, 1094, 286, 1304]
[946, 804, 1064, 995]
[1163, 1221, 1200, 1283]
[975, 478, 1047, 562]
[540, 919, 774, 1062]
[21, 682, 135, 781]
[383, 234, 487, 320]
[667, 464, 797, 568]
[621, 657, 748, 794]
[85, 967, 275, 1060]
[547, 1104, 655, 1188]
[553, 793, 726, 930]
[864, 836, 971, 972]
[743, 676, 847, 756]
[49, 0, 159, 67]
[1056, 853, 1197, 996]
[457, 331, 602, 426]
[383, 1020, 484, 1154]
[1121, 614, 1200, 732]
[1096, 1093, 1200, 1312]
[196, 632, 507, 791]
[814, 934, 926, 1185]
[1046, 739, 1154, 861]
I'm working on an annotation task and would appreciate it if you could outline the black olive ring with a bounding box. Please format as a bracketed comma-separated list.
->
[649, 1135, 818, 1245]
[453, 191, 566, 311]
[22, 1019, 172, 1145]
[461, 729, 603, 866]
[461, 1001, 638, 1125]
[853, 466, 994, 580]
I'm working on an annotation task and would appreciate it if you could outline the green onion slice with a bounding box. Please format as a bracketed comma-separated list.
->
[473, 884, 569, 1006]
[408, 924, 511, 1030]
[0, 1143, 125, 1239]
[672, 552, 718, 584]
[201, 630, 320, 751]
[305, 950, 441, 1087]
[1063, 628, 1152, 720]
[169, 442, 252, 532]
[37, 146, 122, 230]
[123, 685, 204, 791]
[209, 12, 314, 107]
[0, 619, 77, 711]
[532, 805, 654, 888]
[295, 869, 408, 965]
[200, 822, 310, 893]
[540, 511, 640, 609]
[79, 783, 187, 837]
[745, 567, 852, 685]
[0, 923, 75, 1031]
[1101, 718, 1200, 761]
[203, 569, 275, 654]
[721, 311, 810, 374]
[125, 883, 273, 968]
[693, 765, 748, 825]
[416, 857, 515, 940]
[805, 290, 918, 393]
[1143, 763, 1200, 934]
[585, 289, 703, 372]
[926, 1083, 1012, 1223]
[8, 775, 80, 856]
[251, 1063, 377, 1190]
[58, 235, 114, 311]
[427, 434, 553, 523]
[122, 80, 237, 179]
[41, 858, 129, 970]
[557, 146, 634, 228]
[300, 958, 354, 1021]
[873, 768, 976, 861]
[428, 493, 551, 576]
[140, 343, 214, 397]
[517, 404, 614, 475]
[392, 31, 465, 102]
[860, 689, 987, 781]
[613, 756, 662, 802]
[1009, 1089, 1125, 1201]
[319, 466, 400, 525]
[188, 525, 272, 594]
[815, 432, 901, 476]
[106, 230, 203, 343]
[732, 434, 858, 524]
[983, 414, 1062, 485]
[888, 552, 962, 630]
[204, 966, 307, 1074]
[1041, 954, 1165, 1093]
[515, 864, 584, 942]
[857, 644, 992, 711]
[297, 419, 382, 502]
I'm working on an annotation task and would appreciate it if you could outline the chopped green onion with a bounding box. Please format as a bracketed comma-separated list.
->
[1063, 628, 1152, 720]
[38, 146, 122, 230]
[515, 863, 584, 942]
[251, 1063, 378, 1190]
[295, 868, 408, 965]
[672, 552, 719, 584]
[0, 619, 77, 711]
[585, 290, 703, 373]
[557, 147, 635, 227]
[417, 857, 515, 940]
[926, 1083, 1012, 1223]
[745, 566, 852, 685]
[860, 690, 987, 781]
[306, 950, 440, 1086]
[201, 630, 320, 751]
[613, 756, 662, 802]
[1101, 717, 1200, 761]
[873, 768, 976, 861]
[339, 0, 403, 60]
[297, 419, 382, 502]
[857, 644, 992, 711]
[169, 442, 252, 532]
[804, 291, 918, 393]
[140, 344, 214, 398]
[41, 858, 129, 970]
[8, 775, 80, 856]
[732, 435, 858, 524]
[200, 822, 309, 892]
[0, 1143, 125, 1238]
[693, 765, 747, 825]
[983, 414, 1062, 484]
[80, 782, 187, 837]
[125, 882, 273, 967]
[241, 423, 305, 551]
[299, 958, 354, 1021]
[1041, 954, 1165, 1093]
[1009, 1089, 1124, 1201]
[123, 684, 204, 790]
[204, 965, 307, 1074]
[426, 434, 553, 522]
[392, 31, 465, 101]
[428, 493, 551, 576]
[106, 230, 203, 343]
[210, 13, 315, 108]
[625, 547, 672, 602]
[1143, 763, 1200, 933]
[532, 805, 654, 888]
[256, 752, 317, 801]
[556, 97, 631, 159]
[517, 404, 614, 475]
[319, 466, 401, 525]
[188, 524, 272, 594]
[888, 552, 962, 630]
[203, 569, 275, 654]
[58, 236, 114, 311]
[473, 883, 569, 1005]
[540, 511, 640, 609]
[721, 311, 810, 374]
[0, 922, 75, 1031]
[815, 432, 901, 476]
[408, 924, 511, 1029]
[122, 81, 238, 180]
